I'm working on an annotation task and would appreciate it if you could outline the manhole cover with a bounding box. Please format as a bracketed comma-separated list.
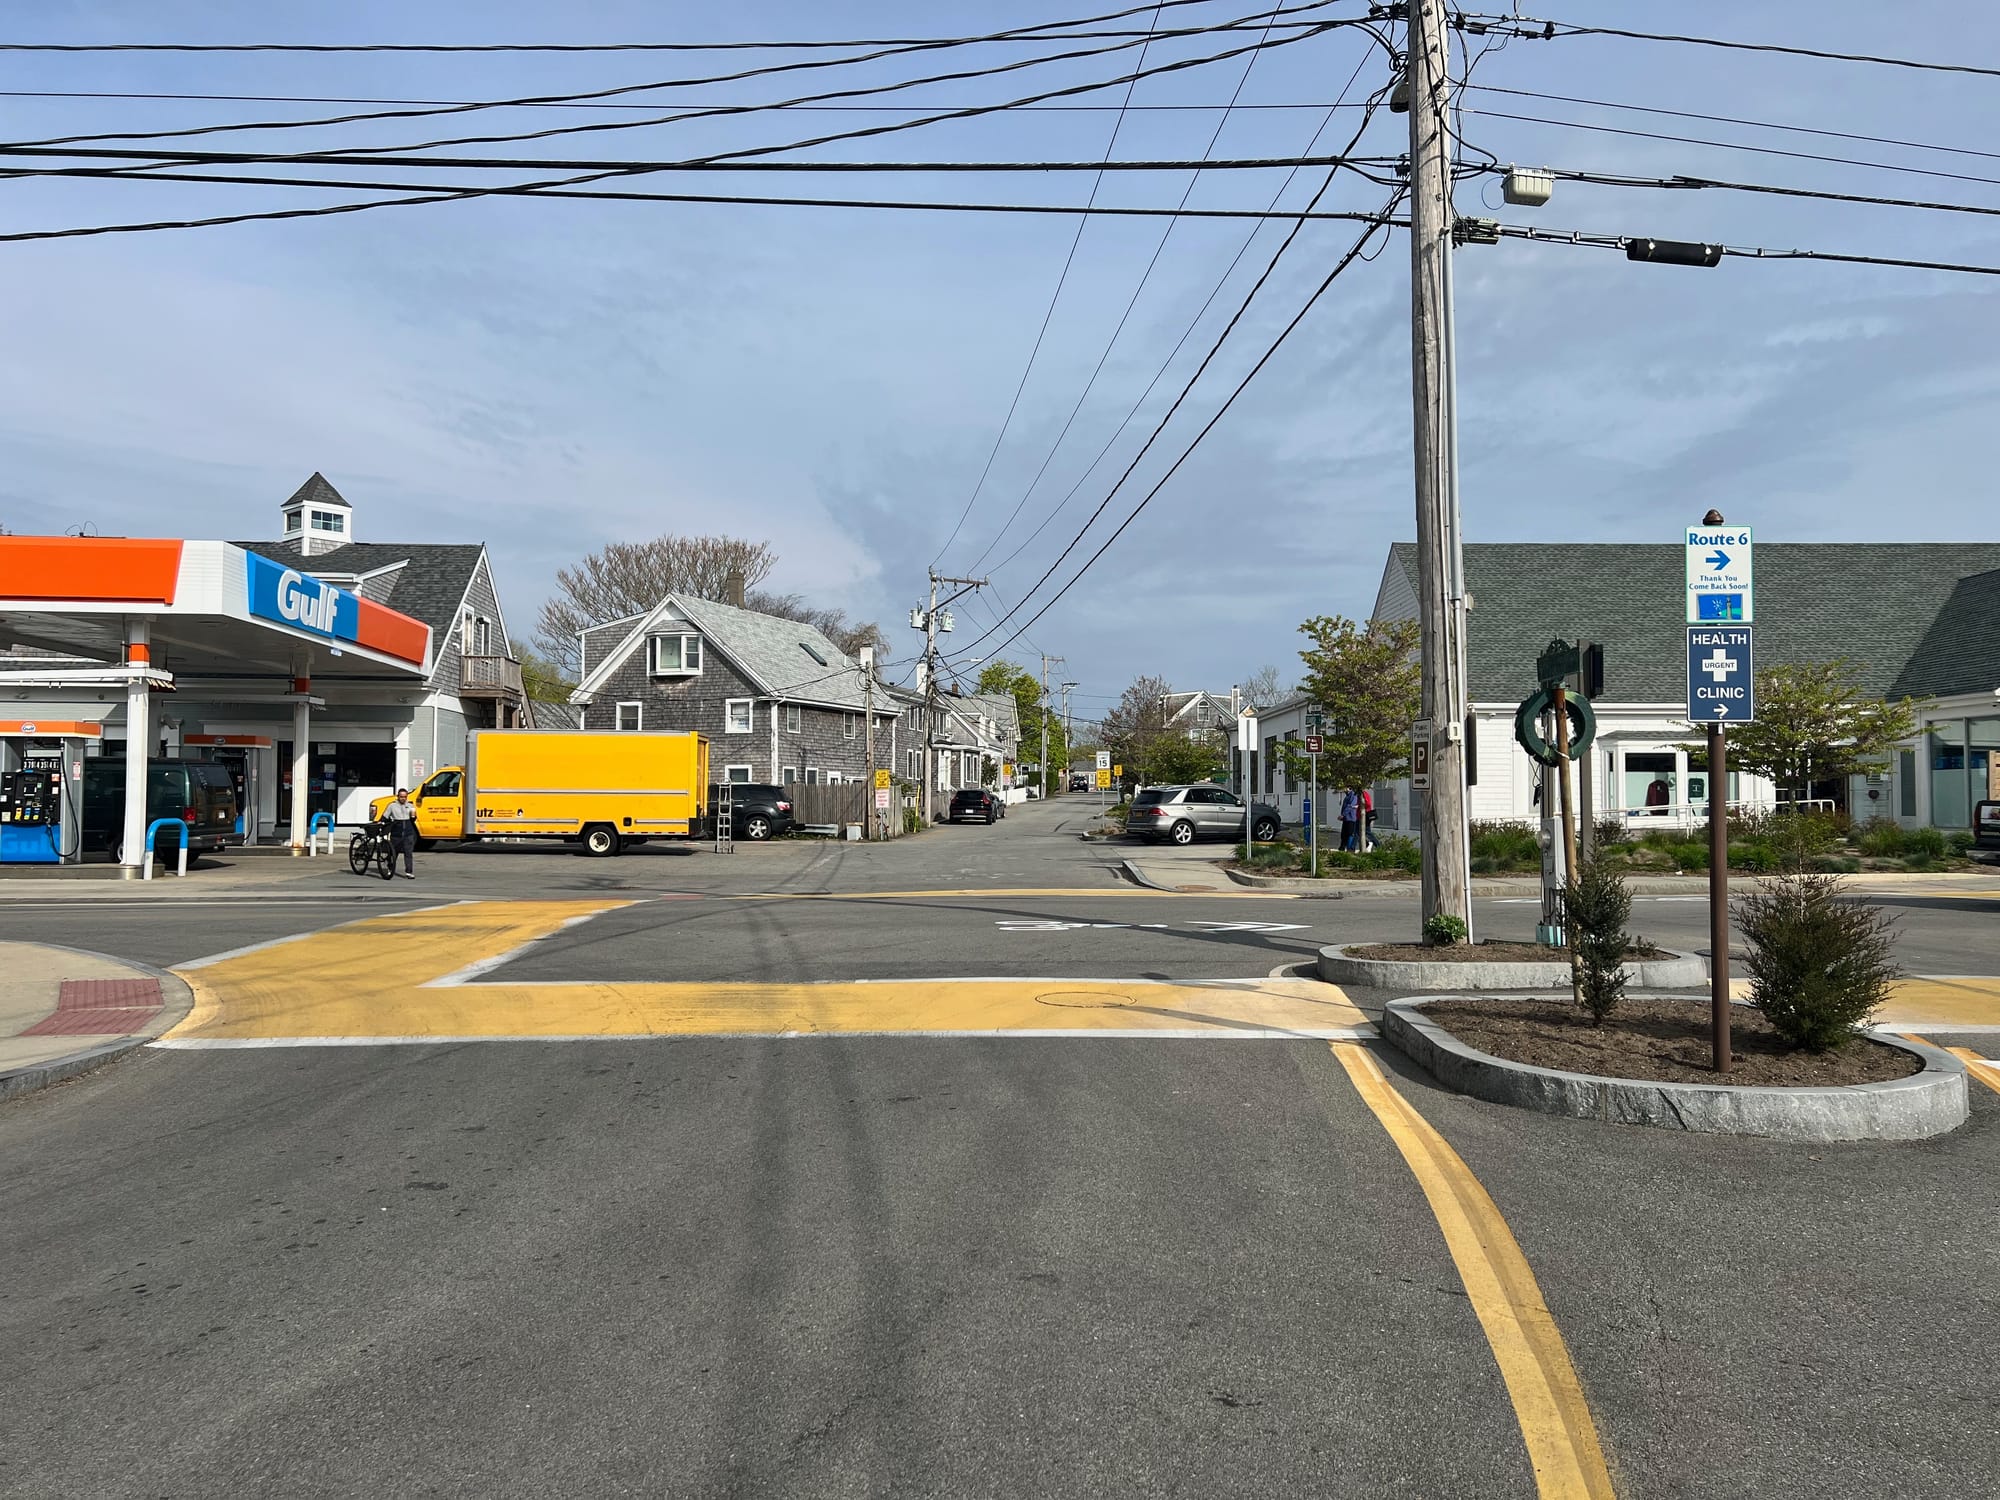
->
[1035, 990, 1130, 1010]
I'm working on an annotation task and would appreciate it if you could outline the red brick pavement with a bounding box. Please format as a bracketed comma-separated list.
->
[18, 977, 162, 1038]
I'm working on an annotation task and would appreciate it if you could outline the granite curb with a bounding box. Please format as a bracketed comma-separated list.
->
[1380, 995, 1969, 1142]
[1318, 943, 1708, 990]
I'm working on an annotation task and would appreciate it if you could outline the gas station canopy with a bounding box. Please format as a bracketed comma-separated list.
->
[0, 537, 432, 680]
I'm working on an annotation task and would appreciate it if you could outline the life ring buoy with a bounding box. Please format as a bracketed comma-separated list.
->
[1513, 687, 1596, 766]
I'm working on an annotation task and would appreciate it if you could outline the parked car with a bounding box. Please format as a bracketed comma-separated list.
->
[1069, 773, 1093, 792]
[1124, 783, 1282, 846]
[81, 758, 240, 862]
[708, 783, 795, 841]
[1974, 800, 2000, 860]
[949, 789, 1003, 824]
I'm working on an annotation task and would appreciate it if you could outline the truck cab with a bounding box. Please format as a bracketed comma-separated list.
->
[370, 767, 465, 842]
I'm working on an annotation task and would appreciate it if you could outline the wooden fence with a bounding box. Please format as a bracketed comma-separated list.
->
[779, 781, 913, 838]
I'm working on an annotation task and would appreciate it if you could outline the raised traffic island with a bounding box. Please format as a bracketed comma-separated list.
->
[1380, 995, 1968, 1142]
[1317, 940, 1706, 991]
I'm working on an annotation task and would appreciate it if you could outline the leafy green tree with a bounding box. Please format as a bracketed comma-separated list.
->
[1099, 674, 1225, 787]
[1715, 660, 1922, 804]
[510, 638, 576, 705]
[975, 660, 1067, 777]
[1277, 615, 1421, 796]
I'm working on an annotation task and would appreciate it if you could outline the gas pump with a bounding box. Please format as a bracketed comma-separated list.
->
[0, 747, 83, 864]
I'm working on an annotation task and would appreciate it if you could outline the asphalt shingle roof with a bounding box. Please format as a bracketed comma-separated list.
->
[1385, 542, 2000, 704]
[237, 539, 484, 643]
[284, 472, 351, 510]
[582, 593, 885, 711]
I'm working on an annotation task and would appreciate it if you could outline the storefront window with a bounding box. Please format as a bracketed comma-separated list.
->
[1624, 752, 1677, 817]
[275, 741, 396, 825]
[1930, 724, 1969, 828]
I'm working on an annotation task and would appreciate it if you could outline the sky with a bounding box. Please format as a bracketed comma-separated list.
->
[3, 1, 1998, 724]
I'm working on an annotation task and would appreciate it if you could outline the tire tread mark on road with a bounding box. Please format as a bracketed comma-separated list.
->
[1330, 1042, 1618, 1500]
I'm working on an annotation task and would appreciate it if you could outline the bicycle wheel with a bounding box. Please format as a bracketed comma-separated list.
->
[375, 843, 397, 881]
[348, 833, 371, 876]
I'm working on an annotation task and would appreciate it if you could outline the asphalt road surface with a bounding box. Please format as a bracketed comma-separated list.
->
[4, 796, 1998, 1497]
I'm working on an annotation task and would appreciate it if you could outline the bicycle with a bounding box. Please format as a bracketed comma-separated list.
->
[347, 820, 396, 880]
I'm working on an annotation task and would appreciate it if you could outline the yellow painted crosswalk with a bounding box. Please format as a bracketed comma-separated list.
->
[160, 900, 1368, 1046]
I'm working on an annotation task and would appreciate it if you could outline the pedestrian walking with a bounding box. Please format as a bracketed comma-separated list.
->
[1339, 788, 1360, 852]
[382, 787, 419, 878]
[1360, 787, 1376, 851]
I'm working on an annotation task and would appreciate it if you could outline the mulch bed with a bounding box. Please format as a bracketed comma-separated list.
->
[1420, 997, 1921, 1087]
[1345, 941, 1671, 963]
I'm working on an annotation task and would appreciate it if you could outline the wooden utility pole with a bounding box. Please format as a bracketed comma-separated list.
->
[861, 646, 878, 839]
[1039, 653, 1064, 803]
[1552, 682, 1583, 1005]
[920, 569, 986, 826]
[1406, 0, 1472, 928]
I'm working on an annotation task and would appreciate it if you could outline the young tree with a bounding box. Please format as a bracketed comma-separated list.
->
[1239, 663, 1290, 710]
[976, 660, 1067, 776]
[1101, 674, 1174, 784]
[1278, 615, 1421, 795]
[509, 638, 576, 706]
[1715, 660, 1921, 805]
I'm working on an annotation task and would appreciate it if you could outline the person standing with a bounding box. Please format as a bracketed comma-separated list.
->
[1360, 786, 1376, 851]
[382, 787, 419, 879]
[1339, 788, 1360, 852]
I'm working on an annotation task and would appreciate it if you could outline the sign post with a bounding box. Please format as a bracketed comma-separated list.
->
[1304, 729, 1324, 873]
[1236, 709, 1259, 864]
[1686, 519, 1756, 1075]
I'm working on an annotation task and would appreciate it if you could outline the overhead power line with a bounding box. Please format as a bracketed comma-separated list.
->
[1490, 221, 2000, 277]
[1508, 164, 2000, 223]
[1463, 83, 2000, 169]
[4, 0, 1353, 153]
[1461, 107, 2000, 192]
[1530, 18, 2000, 81]
[0, 0, 1335, 53]
[952, 199, 1404, 665]
[0, 177, 1403, 246]
[967, 39, 1381, 578]
[0, 89, 1368, 114]
[931, 0, 1172, 571]
[0, 21, 1353, 244]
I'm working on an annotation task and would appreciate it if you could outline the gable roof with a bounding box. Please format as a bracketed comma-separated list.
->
[571, 592, 885, 711]
[1382, 542, 2000, 703]
[284, 472, 350, 510]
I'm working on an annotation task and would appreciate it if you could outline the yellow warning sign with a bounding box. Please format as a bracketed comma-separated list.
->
[874, 769, 892, 790]
[1095, 769, 1112, 789]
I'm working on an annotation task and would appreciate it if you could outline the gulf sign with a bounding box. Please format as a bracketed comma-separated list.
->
[245, 553, 429, 666]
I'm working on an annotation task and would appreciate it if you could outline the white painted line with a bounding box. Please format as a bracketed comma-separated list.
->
[175, 901, 474, 970]
[421, 902, 639, 988]
[151, 1025, 1380, 1049]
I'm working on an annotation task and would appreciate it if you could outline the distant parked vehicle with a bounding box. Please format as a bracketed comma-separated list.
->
[1974, 800, 2000, 860]
[1069, 773, 1093, 792]
[1125, 783, 1282, 846]
[949, 789, 1003, 824]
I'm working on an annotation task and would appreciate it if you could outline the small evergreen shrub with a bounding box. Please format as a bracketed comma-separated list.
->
[1565, 859, 1633, 1024]
[1670, 842, 1709, 872]
[1905, 825, 1948, 859]
[1423, 913, 1468, 947]
[1469, 822, 1541, 870]
[1735, 873, 1900, 1051]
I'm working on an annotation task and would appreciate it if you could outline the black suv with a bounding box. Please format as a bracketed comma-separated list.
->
[949, 789, 1003, 824]
[708, 783, 795, 840]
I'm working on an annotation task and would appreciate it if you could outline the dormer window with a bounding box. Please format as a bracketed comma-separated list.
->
[649, 633, 702, 676]
[283, 509, 303, 534]
[310, 510, 345, 535]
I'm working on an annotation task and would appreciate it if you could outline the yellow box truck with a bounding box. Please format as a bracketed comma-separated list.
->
[371, 730, 708, 856]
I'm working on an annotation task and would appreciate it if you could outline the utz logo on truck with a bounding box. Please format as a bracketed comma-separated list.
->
[244, 552, 431, 666]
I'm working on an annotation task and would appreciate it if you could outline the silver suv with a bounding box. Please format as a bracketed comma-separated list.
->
[1125, 784, 1283, 846]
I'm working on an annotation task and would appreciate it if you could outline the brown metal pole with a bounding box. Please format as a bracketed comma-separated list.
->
[1552, 684, 1583, 1004]
[1709, 723, 1732, 1073]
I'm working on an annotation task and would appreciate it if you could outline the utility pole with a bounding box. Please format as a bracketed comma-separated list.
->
[917, 569, 986, 826]
[1406, 0, 1473, 929]
[1060, 680, 1077, 789]
[1039, 653, 1064, 803]
[861, 645, 878, 840]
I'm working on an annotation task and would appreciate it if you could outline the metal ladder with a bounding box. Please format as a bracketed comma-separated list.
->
[712, 782, 735, 854]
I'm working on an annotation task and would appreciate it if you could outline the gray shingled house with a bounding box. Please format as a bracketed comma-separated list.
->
[1347, 541, 2000, 833]
[568, 590, 901, 787]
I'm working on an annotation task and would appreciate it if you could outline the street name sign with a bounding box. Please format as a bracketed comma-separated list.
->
[1686, 625, 1756, 722]
[1686, 524, 1754, 623]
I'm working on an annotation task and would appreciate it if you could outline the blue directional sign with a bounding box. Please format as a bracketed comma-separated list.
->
[1686, 625, 1756, 722]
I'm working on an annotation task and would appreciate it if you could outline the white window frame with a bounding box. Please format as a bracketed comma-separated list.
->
[781, 764, 798, 784]
[724, 764, 754, 784]
[724, 698, 754, 735]
[785, 703, 802, 734]
[648, 633, 703, 676]
[805, 767, 821, 785]
[843, 712, 858, 739]
[310, 509, 345, 535]
[615, 701, 643, 732]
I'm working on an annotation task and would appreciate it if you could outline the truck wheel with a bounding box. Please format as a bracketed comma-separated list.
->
[582, 824, 621, 857]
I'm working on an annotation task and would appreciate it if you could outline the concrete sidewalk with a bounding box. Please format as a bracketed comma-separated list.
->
[0, 941, 192, 1101]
